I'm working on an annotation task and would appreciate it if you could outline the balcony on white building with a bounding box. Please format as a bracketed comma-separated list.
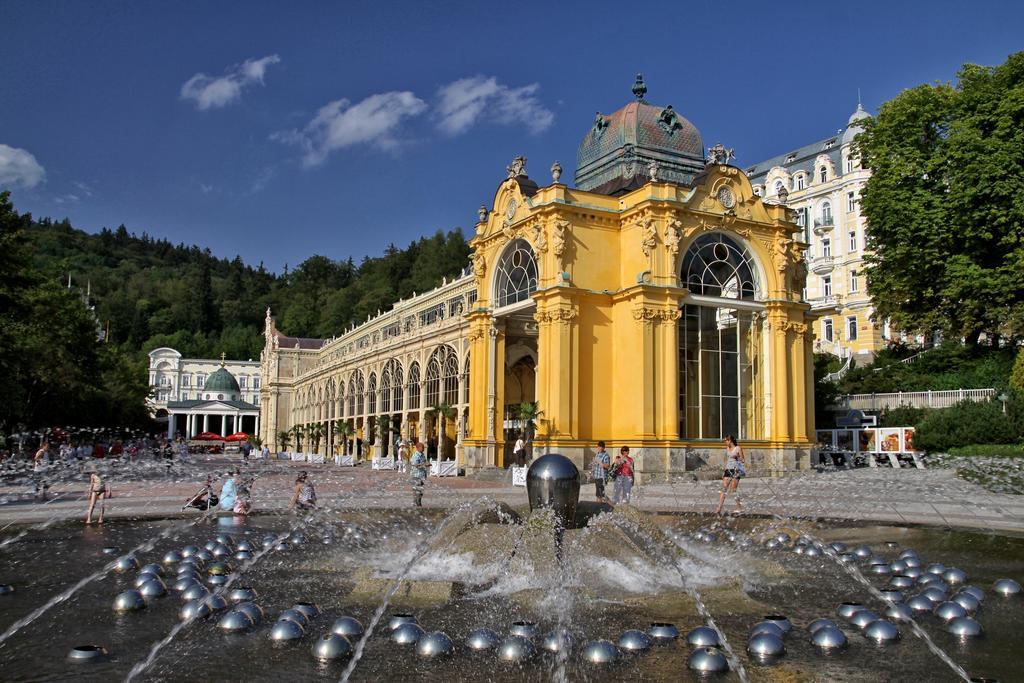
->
[813, 216, 835, 235]
[808, 294, 842, 312]
[810, 255, 835, 275]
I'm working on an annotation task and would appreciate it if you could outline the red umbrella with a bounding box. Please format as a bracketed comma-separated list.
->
[225, 432, 250, 442]
[193, 432, 225, 441]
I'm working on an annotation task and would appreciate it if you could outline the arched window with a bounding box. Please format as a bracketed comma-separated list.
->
[681, 233, 758, 300]
[407, 362, 421, 410]
[443, 352, 459, 405]
[493, 238, 538, 308]
[425, 345, 458, 407]
[819, 166, 828, 183]
[679, 233, 765, 442]
[355, 371, 365, 415]
[381, 359, 403, 413]
[347, 376, 357, 416]
[821, 201, 833, 224]
[795, 174, 805, 190]
[773, 180, 784, 196]
[367, 373, 377, 414]
[462, 354, 470, 404]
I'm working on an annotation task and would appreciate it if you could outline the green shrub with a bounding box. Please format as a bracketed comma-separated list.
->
[1011, 348, 1024, 391]
[913, 399, 1016, 452]
[947, 444, 1024, 458]
[838, 342, 1015, 395]
[878, 405, 930, 428]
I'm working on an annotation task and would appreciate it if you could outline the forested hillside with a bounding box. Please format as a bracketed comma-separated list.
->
[26, 211, 471, 361]
[3, 192, 470, 431]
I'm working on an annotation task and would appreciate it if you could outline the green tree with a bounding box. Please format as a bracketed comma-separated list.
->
[857, 52, 1024, 345]
[290, 424, 305, 451]
[335, 419, 354, 455]
[428, 402, 457, 461]
[277, 430, 291, 451]
[514, 401, 544, 445]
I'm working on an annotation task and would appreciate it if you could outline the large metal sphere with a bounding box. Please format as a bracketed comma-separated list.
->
[203, 593, 228, 611]
[204, 540, 219, 552]
[278, 609, 309, 628]
[274, 542, 291, 552]
[140, 563, 164, 577]
[582, 639, 619, 664]
[270, 618, 305, 642]
[182, 584, 209, 601]
[837, 602, 865, 619]
[292, 602, 320, 620]
[765, 538, 781, 551]
[311, 633, 352, 660]
[234, 602, 263, 624]
[235, 540, 254, 552]
[934, 601, 968, 621]
[331, 616, 364, 638]
[649, 622, 680, 642]
[863, 619, 901, 643]
[172, 576, 200, 593]
[868, 555, 888, 567]
[880, 590, 905, 603]
[195, 549, 214, 562]
[233, 551, 254, 562]
[113, 589, 146, 612]
[870, 564, 891, 576]
[540, 629, 574, 654]
[178, 559, 203, 574]
[943, 568, 968, 585]
[0, 584, 13, 595]
[852, 545, 872, 559]
[747, 632, 786, 658]
[207, 575, 229, 587]
[750, 621, 785, 639]
[688, 646, 729, 672]
[775, 532, 791, 545]
[261, 535, 277, 549]
[918, 574, 947, 589]
[509, 621, 539, 640]
[181, 545, 201, 558]
[849, 610, 880, 629]
[808, 618, 838, 634]
[907, 595, 935, 613]
[138, 578, 168, 598]
[921, 587, 949, 604]
[466, 628, 501, 651]
[133, 573, 160, 588]
[763, 615, 792, 634]
[289, 532, 306, 545]
[993, 578, 1021, 596]
[497, 635, 536, 662]
[686, 626, 721, 647]
[180, 599, 212, 621]
[794, 543, 807, 555]
[526, 454, 581, 527]
[889, 560, 908, 574]
[210, 544, 231, 559]
[804, 546, 822, 558]
[228, 587, 258, 603]
[886, 603, 915, 622]
[392, 622, 425, 645]
[925, 563, 947, 575]
[218, 609, 254, 632]
[946, 616, 983, 637]
[68, 645, 107, 662]
[899, 548, 919, 560]
[617, 629, 653, 653]
[163, 550, 183, 565]
[838, 553, 857, 564]
[903, 566, 923, 579]
[952, 592, 981, 613]
[903, 556, 922, 569]
[215, 533, 233, 546]
[960, 585, 985, 602]
[416, 631, 455, 658]
[830, 541, 848, 553]
[207, 561, 231, 576]
[890, 575, 916, 589]
[388, 613, 418, 631]
[114, 556, 139, 573]
[809, 625, 847, 650]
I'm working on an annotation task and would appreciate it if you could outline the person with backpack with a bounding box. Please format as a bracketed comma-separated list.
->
[611, 446, 635, 504]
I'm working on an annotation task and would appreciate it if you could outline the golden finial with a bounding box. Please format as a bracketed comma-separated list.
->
[220, 352, 226, 367]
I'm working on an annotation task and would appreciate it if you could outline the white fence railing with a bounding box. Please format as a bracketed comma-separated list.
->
[837, 388, 997, 411]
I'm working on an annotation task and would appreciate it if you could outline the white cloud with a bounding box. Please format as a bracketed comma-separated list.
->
[436, 76, 554, 135]
[273, 91, 427, 166]
[0, 144, 45, 188]
[54, 193, 80, 205]
[247, 166, 275, 195]
[180, 54, 281, 110]
[72, 180, 95, 197]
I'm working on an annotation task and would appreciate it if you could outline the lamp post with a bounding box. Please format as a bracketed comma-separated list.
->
[998, 392, 1009, 415]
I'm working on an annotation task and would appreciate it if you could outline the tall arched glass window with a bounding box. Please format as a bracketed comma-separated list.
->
[821, 201, 832, 224]
[381, 359, 403, 413]
[367, 373, 377, 414]
[407, 362, 421, 410]
[493, 239, 538, 308]
[679, 233, 764, 441]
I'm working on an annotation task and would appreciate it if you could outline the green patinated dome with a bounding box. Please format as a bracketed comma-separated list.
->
[575, 74, 705, 196]
[204, 367, 240, 394]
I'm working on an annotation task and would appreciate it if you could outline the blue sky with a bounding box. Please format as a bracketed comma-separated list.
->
[2, 0, 1021, 272]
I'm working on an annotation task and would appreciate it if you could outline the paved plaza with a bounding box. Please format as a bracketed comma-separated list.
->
[1, 457, 1021, 534]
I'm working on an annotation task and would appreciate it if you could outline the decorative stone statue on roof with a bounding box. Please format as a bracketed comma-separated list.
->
[550, 161, 562, 183]
[506, 155, 527, 179]
[706, 143, 735, 166]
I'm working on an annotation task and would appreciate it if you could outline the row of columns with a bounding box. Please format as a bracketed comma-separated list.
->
[167, 413, 260, 439]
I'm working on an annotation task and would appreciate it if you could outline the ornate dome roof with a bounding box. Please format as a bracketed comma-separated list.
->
[204, 366, 240, 395]
[842, 103, 870, 144]
[575, 74, 705, 195]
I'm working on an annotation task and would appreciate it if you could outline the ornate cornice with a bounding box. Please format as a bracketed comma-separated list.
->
[534, 307, 578, 326]
[632, 305, 681, 325]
